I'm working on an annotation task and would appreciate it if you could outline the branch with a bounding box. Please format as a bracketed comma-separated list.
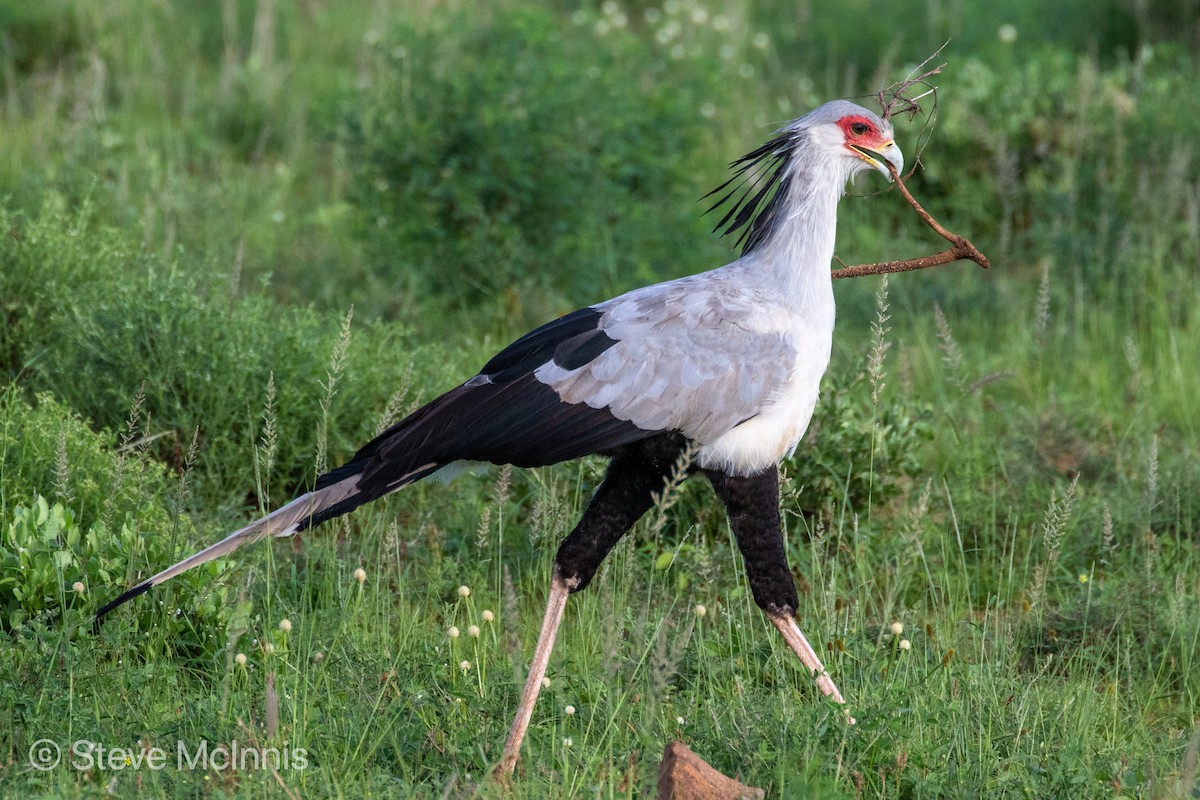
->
[832, 162, 989, 280]
[832, 47, 988, 280]
[875, 46, 947, 122]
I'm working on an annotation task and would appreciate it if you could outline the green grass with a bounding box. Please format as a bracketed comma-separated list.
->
[1, 0, 1198, 797]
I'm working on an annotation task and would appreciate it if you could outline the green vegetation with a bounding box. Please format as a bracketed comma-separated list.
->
[1, 0, 1196, 797]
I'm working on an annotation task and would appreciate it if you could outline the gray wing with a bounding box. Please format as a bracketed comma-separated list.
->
[534, 276, 797, 444]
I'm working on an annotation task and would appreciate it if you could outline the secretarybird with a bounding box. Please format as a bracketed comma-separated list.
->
[97, 99, 902, 775]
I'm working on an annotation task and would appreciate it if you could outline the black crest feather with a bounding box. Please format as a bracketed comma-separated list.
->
[704, 130, 798, 256]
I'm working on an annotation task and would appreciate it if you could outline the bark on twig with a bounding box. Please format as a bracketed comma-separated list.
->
[832, 163, 990, 280]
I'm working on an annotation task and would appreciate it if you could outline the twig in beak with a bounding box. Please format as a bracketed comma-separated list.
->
[832, 162, 989, 280]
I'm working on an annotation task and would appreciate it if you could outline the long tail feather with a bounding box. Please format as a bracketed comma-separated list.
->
[94, 474, 362, 624]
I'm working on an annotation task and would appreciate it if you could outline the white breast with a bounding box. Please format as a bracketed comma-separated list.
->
[694, 308, 834, 476]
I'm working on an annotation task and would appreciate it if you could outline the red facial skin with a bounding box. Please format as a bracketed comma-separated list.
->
[835, 114, 893, 157]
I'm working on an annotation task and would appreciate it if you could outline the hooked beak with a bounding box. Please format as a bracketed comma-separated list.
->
[850, 140, 904, 180]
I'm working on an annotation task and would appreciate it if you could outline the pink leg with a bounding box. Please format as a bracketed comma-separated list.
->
[768, 613, 855, 724]
[494, 574, 573, 778]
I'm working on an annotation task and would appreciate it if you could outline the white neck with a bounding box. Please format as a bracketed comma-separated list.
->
[733, 146, 850, 311]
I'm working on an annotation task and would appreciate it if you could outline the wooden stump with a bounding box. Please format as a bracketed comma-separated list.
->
[656, 741, 764, 800]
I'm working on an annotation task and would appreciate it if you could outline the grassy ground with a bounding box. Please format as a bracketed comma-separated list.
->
[1, 1, 1198, 797]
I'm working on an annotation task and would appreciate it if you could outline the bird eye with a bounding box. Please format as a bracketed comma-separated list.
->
[849, 122, 869, 136]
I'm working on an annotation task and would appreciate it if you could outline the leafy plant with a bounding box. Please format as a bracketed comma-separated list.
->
[787, 367, 933, 517]
[0, 203, 448, 512]
[0, 390, 229, 642]
[0, 389, 171, 530]
[0, 494, 229, 640]
[346, 7, 728, 327]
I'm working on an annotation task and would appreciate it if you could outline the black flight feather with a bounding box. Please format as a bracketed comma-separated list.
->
[481, 307, 612, 379]
[306, 306, 650, 530]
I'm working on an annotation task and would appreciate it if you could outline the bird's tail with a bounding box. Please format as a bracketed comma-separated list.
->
[94, 473, 365, 624]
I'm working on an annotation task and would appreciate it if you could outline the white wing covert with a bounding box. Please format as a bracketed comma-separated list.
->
[535, 277, 798, 445]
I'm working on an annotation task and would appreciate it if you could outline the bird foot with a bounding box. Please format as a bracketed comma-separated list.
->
[767, 612, 854, 722]
[492, 575, 572, 782]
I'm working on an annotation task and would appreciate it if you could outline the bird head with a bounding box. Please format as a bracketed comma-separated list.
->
[799, 100, 904, 181]
[706, 99, 905, 255]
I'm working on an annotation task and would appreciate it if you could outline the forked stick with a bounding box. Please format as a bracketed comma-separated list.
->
[832, 162, 989, 280]
[831, 49, 990, 280]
